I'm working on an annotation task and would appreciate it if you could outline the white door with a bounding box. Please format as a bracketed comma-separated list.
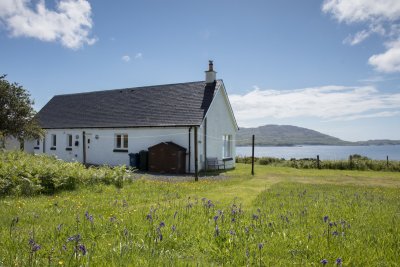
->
[85, 133, 93, 164]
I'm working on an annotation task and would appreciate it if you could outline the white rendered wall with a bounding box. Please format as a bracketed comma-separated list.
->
[4, 136, 20, 150]
[25, 127, 195, 171]
[202, 84, 238, 168]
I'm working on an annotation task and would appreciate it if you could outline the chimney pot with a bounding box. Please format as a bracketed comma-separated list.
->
[205, 60, 216, 84]
[209, 60, 214, 71]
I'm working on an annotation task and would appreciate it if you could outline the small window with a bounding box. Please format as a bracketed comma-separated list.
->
[222, 134, 232, 158]
[67, 134, 72, 147]
[115, 134, 128, 149]
[51, 134, 57, 147]
[36, 139, 40, 146]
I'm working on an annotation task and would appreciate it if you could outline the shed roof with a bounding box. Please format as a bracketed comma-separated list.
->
[37, 80, 220, 129]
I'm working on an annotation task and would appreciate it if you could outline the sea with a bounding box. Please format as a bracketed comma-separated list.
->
[236, 145, 400, 161]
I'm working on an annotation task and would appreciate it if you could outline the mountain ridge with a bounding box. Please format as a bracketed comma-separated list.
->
[236, 125, 400, 146]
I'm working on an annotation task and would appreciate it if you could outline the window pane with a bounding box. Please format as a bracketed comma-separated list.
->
[52, 135, 56, 146]
[68, 135, 72, 147]
[123, 134, 128, 148]
[116, 135, 121, 148]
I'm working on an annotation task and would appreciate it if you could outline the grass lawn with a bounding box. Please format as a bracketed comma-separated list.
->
[1, 163, 399, 266]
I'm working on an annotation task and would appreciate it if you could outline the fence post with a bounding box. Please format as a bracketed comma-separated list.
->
[317, 155, 320, 169]
[349, 155, 353, 170]
[251, 135, 255, 175]
[387, 155, 389, 168]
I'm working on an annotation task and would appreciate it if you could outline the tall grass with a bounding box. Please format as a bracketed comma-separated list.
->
[1, 182, 399, 266]
[236, 154, 400, 172]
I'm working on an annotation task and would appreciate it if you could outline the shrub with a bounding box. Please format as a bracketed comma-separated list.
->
[0, 150, 129, 197]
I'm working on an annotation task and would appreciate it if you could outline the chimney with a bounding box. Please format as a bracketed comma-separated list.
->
[205, 60, 217, 84]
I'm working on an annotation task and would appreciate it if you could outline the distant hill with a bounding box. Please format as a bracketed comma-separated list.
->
[236, 125, 400, 146]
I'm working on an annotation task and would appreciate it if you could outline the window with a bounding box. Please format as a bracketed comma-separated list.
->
[67, 134, 73, 147]
[51, 134, 57, 147]
[36, 139, 40, 146]
[115, 134, 128, 149]
[222, 135, 232, 158]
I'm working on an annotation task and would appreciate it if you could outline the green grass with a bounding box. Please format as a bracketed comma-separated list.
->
[1, 162, 400, 266]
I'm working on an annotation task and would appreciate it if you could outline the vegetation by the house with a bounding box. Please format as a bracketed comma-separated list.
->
[0, 151, 127, 196]
[236, 124, 400, 146]
[0, 75, 43, 147]
[236, 154, 400, 172]
[1, 151, 399, 266]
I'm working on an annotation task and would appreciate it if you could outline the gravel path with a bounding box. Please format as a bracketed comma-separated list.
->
[127, 171, 230, 182]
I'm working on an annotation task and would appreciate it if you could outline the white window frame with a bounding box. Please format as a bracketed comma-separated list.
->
[222, 134, 232, 158]
[51, 134, 57, 147]
[115, 134, 128, 149]
[66, 134, 73, 148]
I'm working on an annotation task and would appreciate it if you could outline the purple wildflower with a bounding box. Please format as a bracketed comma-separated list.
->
[231, 217, 236, 223]
[122, 199, 128, 207]
[244, 227, 249, 234]
[246, 249, 250, 258]
[329, 222, 334, 227]
[229, 230, 235, 235]
[28, 238, 35, 246]
[320, 259, 328, 265]
[110, 216, 117, 223]
[31, 244, 41, 252]
[88, 215, 94, 223]
[257, 208, 261, 213]
[173, 211, 178, 219]
[78, 244, 87, 255]
[258, 243, 264, 250]
[336, 258, 342, 265]
[213, 215, 219, 222]
[332, 231, 339, 236]
[323, 216, 329, 223]
[85, 211, 89, 220]
[62, 244, 67, 251]
[171, 225, 176, 232]
[159, 233, 163, 241]
[146, 214, 152, 221]
[57, 224, 63, 231]
[252, 214, 259, 220]
[159, 221, 165, 228]
[67, 234, 81, 242]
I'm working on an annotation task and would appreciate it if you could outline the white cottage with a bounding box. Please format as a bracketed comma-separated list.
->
[25, 61, 238, 173]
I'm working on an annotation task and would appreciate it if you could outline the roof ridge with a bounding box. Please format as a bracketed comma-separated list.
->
[54, 80, 218, 97]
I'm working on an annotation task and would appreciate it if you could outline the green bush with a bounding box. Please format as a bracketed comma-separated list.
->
[236, 155, 400, 172]
[0, 150, 129, 196]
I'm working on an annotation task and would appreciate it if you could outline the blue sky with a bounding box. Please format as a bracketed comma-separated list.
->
[0, 0, 399, 141]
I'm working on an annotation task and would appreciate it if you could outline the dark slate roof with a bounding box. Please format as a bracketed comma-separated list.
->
[36, 80, 220, 129]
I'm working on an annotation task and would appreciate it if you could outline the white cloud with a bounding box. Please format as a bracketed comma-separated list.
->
[229, 85, 400, 127]
[134, 52, 143, 59]
[121, 55, 131, 62]
[323, 0, 400, 73]
[368, 40, 400, 72]
[0, 0, 96, 49]
[322, 0, 400, 23]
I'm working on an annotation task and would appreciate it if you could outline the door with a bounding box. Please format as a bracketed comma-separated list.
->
[85, 133, 93, 164]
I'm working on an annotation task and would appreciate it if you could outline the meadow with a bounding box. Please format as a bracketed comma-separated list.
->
[1, 151, 400, 266]
[236, 154, 400, 172]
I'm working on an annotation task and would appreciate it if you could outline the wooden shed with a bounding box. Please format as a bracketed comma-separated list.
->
[148, 142, 187, 174]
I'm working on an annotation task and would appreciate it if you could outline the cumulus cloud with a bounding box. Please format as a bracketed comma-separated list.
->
[0, 0, 96, 49]
[368, 40, 400, 72]
[323, 0, 400, 72]
[121, 55, 131, 62]
[229, 85, 400, 127]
